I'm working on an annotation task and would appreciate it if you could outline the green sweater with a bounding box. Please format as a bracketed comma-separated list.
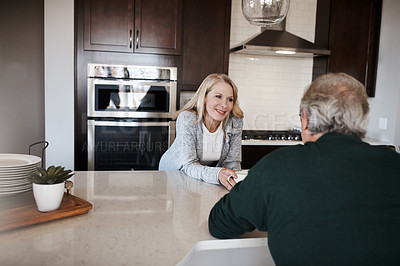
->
[209, 133, 400, 266]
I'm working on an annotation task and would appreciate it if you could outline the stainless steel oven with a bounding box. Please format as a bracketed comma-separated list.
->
[87, 63, 176, 118]
[87, 64, 177, 170]
[87, 120, 175, 170]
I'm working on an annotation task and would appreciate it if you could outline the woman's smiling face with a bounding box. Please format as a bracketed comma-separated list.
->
[204, 82, 234, 122]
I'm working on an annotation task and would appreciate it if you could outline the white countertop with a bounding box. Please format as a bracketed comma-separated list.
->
[0, 171, 267, 266]
[242, 138, 394, 147]
[242, 140, 302, 146]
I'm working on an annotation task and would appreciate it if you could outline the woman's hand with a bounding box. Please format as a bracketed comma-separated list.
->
[218, 168, 238, 191]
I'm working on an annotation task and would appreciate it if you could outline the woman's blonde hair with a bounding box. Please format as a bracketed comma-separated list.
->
[177, 73, 243, 129]
[300, 72, 369, 138]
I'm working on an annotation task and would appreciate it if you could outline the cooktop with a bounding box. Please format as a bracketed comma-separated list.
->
[242, 130, 302, 141]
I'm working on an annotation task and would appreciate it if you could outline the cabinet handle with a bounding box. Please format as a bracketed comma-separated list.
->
[129, 29, 133, 49]
[136, 30, 139, 49]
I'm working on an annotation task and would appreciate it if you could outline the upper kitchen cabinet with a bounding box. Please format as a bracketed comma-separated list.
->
[314, 0, 382, 97]
[182, 0, 232, 90]
[84, 0, 182, 55]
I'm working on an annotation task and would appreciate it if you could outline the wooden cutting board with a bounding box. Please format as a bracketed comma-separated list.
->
[0, 191, 93, 232]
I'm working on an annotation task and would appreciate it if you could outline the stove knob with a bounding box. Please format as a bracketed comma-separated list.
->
[281, 135, 287, 140]
[268, 135, 273, 140]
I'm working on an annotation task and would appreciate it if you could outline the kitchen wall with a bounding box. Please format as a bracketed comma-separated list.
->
[0, 0, 74, 168]
[229, 0, 317, 131]
[44, 0, 74, 169]
[0, 1, 45, 158]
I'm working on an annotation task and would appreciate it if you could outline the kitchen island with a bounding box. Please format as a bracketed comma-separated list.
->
[0, 171, 267, 265]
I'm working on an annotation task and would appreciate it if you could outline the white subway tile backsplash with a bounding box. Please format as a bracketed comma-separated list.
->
[229, 0, 317, 130]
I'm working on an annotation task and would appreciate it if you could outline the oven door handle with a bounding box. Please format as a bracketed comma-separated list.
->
[88, 120, 172, 127]
[90, 78, 175, 86]
[87, 121, 176, 144]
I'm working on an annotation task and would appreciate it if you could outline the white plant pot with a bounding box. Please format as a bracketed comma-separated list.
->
[33, 182, 65, 212]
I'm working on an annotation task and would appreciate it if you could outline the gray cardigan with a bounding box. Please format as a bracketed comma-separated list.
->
[159, 111, 243, 184]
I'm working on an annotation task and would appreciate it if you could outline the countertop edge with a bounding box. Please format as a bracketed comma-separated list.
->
[242, 138, 394, 147]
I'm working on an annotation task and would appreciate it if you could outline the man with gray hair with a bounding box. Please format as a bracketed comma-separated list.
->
[208, 73, 400, 265]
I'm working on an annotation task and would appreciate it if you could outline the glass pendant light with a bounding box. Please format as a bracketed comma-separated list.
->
[242, 0, 290, 27]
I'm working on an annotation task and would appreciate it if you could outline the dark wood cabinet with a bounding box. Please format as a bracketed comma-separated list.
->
[242, 145, 287, 169]
[328, 0, 382, 97]
[84, 0, 134, 52]
[84, 0, 182, 55]
[313, 0, 382, 97]
[135, 0, 182, 55]
[182, 0, 232, 90]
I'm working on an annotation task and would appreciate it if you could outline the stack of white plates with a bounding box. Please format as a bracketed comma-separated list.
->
[0, 153, 41, 196]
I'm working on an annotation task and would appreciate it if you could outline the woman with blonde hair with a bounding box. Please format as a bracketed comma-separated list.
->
[159, 73, 244, 190]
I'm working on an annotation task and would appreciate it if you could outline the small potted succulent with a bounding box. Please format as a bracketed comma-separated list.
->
[26, 165, 74, 212]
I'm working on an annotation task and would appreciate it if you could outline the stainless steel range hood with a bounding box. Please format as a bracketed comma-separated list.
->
[230, 20, 330, 57]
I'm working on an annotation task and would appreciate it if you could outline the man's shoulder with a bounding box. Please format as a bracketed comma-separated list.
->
[255, 144, 308, 166]
[272, 144, 306, 155]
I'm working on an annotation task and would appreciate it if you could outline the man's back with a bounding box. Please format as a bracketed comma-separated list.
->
[209, 133, 400, 265]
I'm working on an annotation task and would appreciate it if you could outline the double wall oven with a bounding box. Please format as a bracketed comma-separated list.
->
[87, 64, 177, 170]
